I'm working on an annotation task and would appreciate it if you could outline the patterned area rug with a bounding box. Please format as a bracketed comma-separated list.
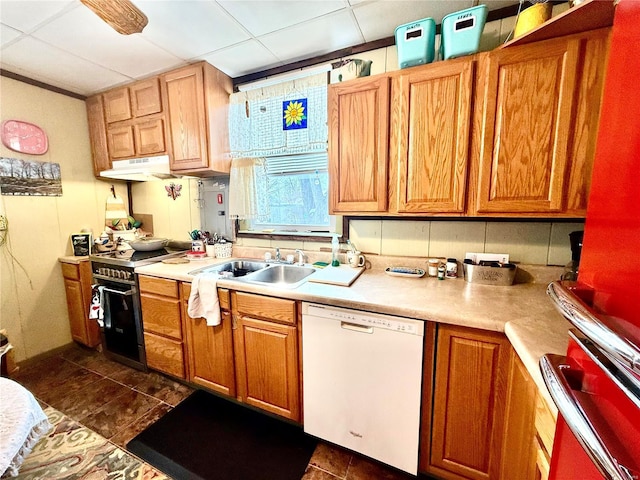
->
[12, 407, 168, 479]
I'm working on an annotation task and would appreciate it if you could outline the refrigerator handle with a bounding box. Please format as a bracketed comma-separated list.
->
[540, 354, 635, 480]
[547, 281, 640, 380]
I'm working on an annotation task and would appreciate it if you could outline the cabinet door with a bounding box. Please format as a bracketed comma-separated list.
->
[430, 325, 510, 480]
[86, 95, 111, 174]
[234, 316, 300, 421]
[476, 37, 579, 214]
[163, 65, 209, 171]
[499, 349, 537, 480]
[107, 125, 135, 159]
[329, 76, 390, 213]
[64, 278, 89, 344]
[391, 59, 474, 213]
[144, 331, 185, 378]
[134, 118, 166, 155]
[130, 78, 162, 117]
[183, 284, 236, 396]
[104, 87, 132, 123]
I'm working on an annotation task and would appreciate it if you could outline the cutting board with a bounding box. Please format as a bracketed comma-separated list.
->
[308, 265, 364, 287]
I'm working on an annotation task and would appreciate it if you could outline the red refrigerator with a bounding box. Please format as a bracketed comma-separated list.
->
[540, 0, 640, 479]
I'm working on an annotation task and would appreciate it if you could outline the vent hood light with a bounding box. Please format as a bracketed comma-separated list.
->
[99, 155, 171, 182]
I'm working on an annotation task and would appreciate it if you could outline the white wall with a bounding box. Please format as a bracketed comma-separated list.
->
[0, 77, 127, 362]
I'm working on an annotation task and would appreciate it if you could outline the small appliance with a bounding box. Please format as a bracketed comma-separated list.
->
[395, 17, 436, 69]
[441, 5, 487, 60]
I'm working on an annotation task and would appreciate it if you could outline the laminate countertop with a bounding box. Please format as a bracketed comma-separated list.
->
[135, 254, 569, 416]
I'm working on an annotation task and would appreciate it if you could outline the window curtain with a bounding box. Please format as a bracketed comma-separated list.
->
[228, 157, 269, 220]
[228, 72, 328, 158]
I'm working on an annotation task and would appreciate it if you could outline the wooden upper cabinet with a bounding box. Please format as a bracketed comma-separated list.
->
[134, 118, 166, 156]
[85, 95, 111, 174]
[130, 78, 162, 117]
[104, 87, 132, 123]
[162, 62, 233, 175]
[107, 125, 135, 159]
[390, 58, 474, 214]
[473, 29, 609, 215]
[329, 75, 390, 213]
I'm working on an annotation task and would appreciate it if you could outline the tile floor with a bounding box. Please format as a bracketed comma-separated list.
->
[12, 344, 426, 480]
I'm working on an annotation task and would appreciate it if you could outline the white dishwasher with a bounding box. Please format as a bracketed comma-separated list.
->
[302, 303, 424, 475]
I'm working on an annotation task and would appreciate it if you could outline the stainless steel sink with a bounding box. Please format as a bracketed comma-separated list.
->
[189, 260, 268, 277]
[246, 264, 316, 287]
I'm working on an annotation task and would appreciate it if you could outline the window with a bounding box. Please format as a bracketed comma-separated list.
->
[247, 153, 332, 232]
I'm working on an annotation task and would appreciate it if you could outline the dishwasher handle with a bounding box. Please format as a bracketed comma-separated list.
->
[341, 321, 374, 334]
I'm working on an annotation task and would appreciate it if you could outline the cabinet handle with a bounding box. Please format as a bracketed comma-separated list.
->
[232, 314, 238, 330]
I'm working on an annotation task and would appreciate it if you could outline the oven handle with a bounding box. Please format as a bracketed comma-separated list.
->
[540, 354, 635, 480]
[102, 286, 135, 296]
[547, 281, 640, 380]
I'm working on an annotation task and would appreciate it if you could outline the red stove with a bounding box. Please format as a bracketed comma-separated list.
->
[540, 1, 640, 479]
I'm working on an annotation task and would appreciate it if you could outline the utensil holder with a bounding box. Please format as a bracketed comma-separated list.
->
[463, 263, 517, 286]
[214, 243, 233, 259]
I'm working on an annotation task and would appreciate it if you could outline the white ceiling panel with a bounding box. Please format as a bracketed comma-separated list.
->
[0, 0, 521, 96]
[137, 0, 250, 59]
[1, 36, 131, 95]
[353, 0, 473, 41]
[260, 10, 363, 63]
[0, 23, 22, 47]
[218, 0, 348, 37]
[0, 0, 73, 32]
[30, 5, 184, 79]
[198, 39, 283, 78]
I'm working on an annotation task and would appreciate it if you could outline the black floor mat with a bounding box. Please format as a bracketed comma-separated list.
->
[127, 389, 317, 480]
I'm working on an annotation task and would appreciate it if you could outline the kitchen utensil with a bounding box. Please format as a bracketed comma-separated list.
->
[128, 237, 168, 251]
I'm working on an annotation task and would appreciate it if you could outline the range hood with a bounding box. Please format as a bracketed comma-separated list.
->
[99, 155, 172, 181]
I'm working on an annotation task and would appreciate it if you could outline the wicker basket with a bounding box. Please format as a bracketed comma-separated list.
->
[214, 243, 233, 259]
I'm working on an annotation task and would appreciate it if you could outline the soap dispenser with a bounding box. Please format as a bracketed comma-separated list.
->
[331, 235, 340, 267]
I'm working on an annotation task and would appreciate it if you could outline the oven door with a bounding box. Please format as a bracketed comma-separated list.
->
[99, 281, 147, 370]
[540, 332, 640, 480]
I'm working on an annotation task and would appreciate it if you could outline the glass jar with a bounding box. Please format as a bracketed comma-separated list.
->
[428, 259, 439, 277]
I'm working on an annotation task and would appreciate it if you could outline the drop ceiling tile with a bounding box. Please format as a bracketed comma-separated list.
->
[136, 0, 250, 58]
[1, 37, 131, 95]
[260, 10, 363, 64]
[0, 0, 74, 32]
[198, 40, 282, 78]
[352, 0, 472, 42]
[30, 6, 183, 79]
[218, 0, 347, 37]
[1, 23, 22, 47]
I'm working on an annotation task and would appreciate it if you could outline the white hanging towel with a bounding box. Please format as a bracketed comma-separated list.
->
[187, 273, 221, 326]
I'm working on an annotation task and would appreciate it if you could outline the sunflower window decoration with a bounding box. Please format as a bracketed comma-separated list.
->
[282, 98, 307, 131]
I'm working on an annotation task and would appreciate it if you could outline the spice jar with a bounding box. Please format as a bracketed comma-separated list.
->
[428, 259, 439, 277]
[437, 264, 446, 280]
[446, 258, 458, 278]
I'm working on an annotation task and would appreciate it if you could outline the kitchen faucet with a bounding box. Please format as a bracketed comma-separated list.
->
[275, 247, 281, 262]
[295, 249, 305, 266]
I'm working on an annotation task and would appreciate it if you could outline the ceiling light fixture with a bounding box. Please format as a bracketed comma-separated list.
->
[80, 0, 148, 35]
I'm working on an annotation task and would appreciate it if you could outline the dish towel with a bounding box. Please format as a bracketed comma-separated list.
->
[187, 273, 221, 326]
[88, 285, 105, 328]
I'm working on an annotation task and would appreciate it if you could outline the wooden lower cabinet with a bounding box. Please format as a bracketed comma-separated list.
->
[426, 324, 511, 480]
[232, 291, 300, 422]
[60, 260, 100, 348]
[182, 284, 236, 396]
[139, 275, 186, 379]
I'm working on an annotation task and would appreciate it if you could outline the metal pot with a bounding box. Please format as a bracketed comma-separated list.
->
[127, 237, 168, 251]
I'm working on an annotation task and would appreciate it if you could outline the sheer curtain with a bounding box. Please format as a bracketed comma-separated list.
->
[228, 157, 269, 220]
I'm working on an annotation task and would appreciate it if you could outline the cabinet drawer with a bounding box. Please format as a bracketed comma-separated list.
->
[140, 294, 182, 339]
[60, 262, 80, 280]
[234, 291, 296, 324]
[139, 275, 179, 298]
[144, 332, 185, 378]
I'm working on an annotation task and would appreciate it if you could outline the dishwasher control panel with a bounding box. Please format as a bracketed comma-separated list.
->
[303, 303, 424, 336]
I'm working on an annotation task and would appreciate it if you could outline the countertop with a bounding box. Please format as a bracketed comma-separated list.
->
[135, 255, 568, 415]
[58, 255, 89, 264]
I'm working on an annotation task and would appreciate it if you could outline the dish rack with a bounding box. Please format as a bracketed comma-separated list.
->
[214, 243, 233, 259]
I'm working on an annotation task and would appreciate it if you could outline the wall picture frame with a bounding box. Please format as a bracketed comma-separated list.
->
[70, 232, 92, 257]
